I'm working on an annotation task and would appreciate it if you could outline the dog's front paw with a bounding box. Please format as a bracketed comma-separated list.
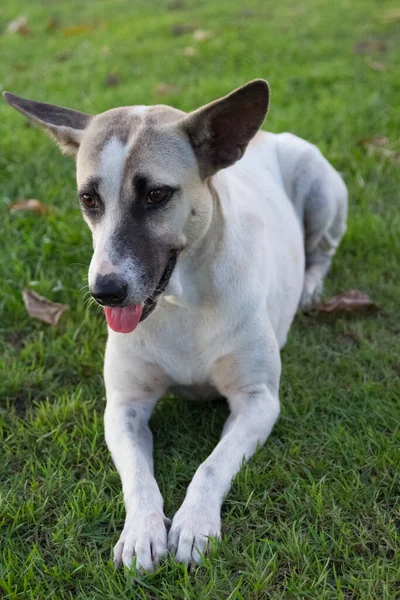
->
[114, 510, 170, 572]
[168, 503, 221, 566]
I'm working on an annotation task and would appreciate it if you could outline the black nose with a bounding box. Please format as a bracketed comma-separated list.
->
[91, 276, 128, 307]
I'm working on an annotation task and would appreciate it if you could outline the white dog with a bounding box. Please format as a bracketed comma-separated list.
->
[4, 80, 347, 571]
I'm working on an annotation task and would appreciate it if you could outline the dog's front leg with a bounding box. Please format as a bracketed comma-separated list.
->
[104, 348, 169, 572]
[168, 336, 281, 566]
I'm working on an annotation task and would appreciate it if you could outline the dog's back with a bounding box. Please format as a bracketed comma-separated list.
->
[239, 130, 348, 309]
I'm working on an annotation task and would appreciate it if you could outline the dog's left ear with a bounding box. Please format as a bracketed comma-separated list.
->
[3, 92, 92, 156]
[182, 79, 269, 178]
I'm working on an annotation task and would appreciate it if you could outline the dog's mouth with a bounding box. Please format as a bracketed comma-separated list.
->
[104, 250, 179, 334]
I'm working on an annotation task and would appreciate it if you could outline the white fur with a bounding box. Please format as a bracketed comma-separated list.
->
[102, 131, 347, 570]
[131, 105, 148, 116]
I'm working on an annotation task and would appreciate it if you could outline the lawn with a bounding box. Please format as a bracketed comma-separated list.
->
[0, 0, 399, 598]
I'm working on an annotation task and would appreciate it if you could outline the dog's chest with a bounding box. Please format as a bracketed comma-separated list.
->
[140, 306, 231, 386]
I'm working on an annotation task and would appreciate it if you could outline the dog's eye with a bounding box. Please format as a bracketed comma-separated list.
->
[147, 188, 171, 206]
[80, 193, 97, 209]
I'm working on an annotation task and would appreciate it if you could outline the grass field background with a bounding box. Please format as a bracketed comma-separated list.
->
[0, 0, 399, 598]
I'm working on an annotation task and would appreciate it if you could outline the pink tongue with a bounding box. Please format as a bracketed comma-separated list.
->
[104, 304, 143, 334]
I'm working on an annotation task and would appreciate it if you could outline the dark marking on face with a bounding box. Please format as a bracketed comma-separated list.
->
[191, 208, 196, 216]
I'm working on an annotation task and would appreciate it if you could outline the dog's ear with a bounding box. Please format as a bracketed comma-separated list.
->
[3, 92, 92, 156]
[182, 79, 269, 178]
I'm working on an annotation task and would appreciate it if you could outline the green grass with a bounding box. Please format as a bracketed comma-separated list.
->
[1, 0, 399, 597]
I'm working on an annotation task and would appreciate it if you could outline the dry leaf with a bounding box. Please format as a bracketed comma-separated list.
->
[183, 46, 196, 56]
[368, 60, 388, 71]
[9, 199, 53, 215]
[62, 21, 105, 36]
[357, 137, 400, 163]
[168, 0, 186, 10]
[193, 29, 213, 41]
[353, 40, 387, 55]
[170, 23, 195, 36]
[13, 63, 27, 71]
[313, 290, 378, 314]
[7, 15, 30, 36]
[357, 136, 389, 148]
[46, 17, 60, 31]
[378, 8, 400, 22]
[56, 51, 71, 62]
[22, 288, 69, 326]
[104, 72, 120, 87]
[154, 83, 180, 97]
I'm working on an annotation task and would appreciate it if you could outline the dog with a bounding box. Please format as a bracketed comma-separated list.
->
[4, 80, 347, 571]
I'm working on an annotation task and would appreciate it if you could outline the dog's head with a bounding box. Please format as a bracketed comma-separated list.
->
[4, 80, 269, 332]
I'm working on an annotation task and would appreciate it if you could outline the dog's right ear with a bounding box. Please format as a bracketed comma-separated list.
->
[3, 92, 92, 156]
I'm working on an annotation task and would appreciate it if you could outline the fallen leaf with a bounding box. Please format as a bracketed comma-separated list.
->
[154, 83, 181, 97]
[62, 21, 106, 37]
[46, 17, 60, 31]
[356, 137, 400, 163]
[9, 199, 53, 215]
[168, 0, 186, 10]
[56, 51, 71, 62]
[170, 23, 195, 36]
[62, 23, 93, 36]
[378, 8, 400, 22]
[13, 63, 27, 71]
[353, 40, 387, 55]
[183, 46, 196, 56]
[313, 290, 378, 313]
[357, 136, 389, 148]
[368, 60, 388, 71]
[104, 72, 120, 87]
[7, 15, 30, 36]
[193, 29, 213, 41]
[22, 288, 69, 326]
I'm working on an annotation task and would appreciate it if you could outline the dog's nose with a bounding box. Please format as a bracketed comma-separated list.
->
[91, 276, 128, 307]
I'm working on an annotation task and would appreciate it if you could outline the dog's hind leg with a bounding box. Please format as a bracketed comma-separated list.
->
[277, 134, 348, 309]
[300, 170, 348, 308]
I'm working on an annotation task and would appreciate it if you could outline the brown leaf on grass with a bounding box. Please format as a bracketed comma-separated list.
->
[56, 51, 71, 62]
[22, 288, 69, 326]
[154, 83, 181, 97]
[378, 8, 400, 22]
[353, 40, 387, 55]
[104, 72, 120, 87]
[357, 136, 389, 148]
[357, 137, 400, 163]
[7, 15, 30, 36]
[46, 17, 60, 31]
[9, 199, 53, 215]
[183, 46, 196, 56]
[168, 0, 186, 10]
[368, 59, 388, 71]
[313, 290, 378, 314]
[13, 63, 27, 71]
[193, 29, 214, 41]
[170, 23, 195, 36]
[62, 21, 106, 37]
